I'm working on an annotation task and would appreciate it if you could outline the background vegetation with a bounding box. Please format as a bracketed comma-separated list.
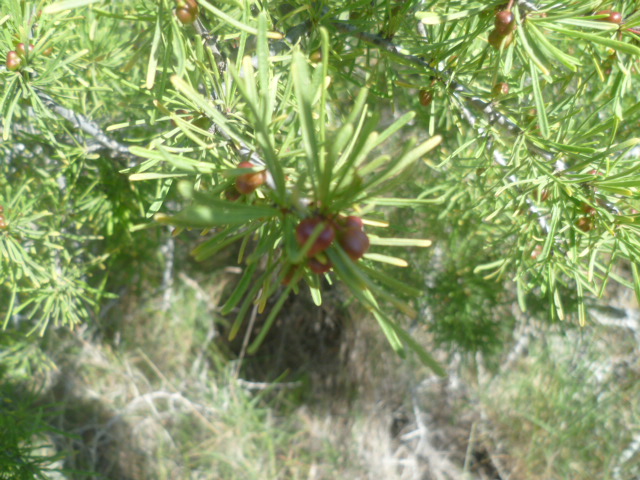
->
[1, 0, 639, 478]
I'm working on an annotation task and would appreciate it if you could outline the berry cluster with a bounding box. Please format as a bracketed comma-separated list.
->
[295, 214, 370, 275]
[489, 9, 516, 49]
[229, 162, 370, 277]
[0, 205, 6, 230]
[5, 43, 34, 71]
[176, 0, 199, 25]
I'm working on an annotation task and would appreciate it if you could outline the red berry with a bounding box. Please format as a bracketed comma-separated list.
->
[338, 227, 370, 261]
[308, 256, 332, 274]
[6, 51, 21, 71]
[419, 89, 433, 107]
[596, 10, 622, 24]
[492, 82, 509, 97]
[234, 161, 266, 195]
[344, 215, 364, 230]
[295, 217, 335, 257]
[495, 10, 516, 35]
[176, 7, 197, 24]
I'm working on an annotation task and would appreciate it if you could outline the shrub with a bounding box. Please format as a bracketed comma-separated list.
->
[2, 0, 640, 375]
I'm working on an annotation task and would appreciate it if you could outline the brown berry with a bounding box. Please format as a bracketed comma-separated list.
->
[488, 30, 514, 50]
[224, 186, 241, 202]
[596, 10, 623, 24]
[176, 0, 197, 9]
[419, 89, 433, 106]
[538, 189, 550, 202]
[235, 161, 266, 195]
[176, 7, 197, 24]
[495, 10, 516, 35]
[492, 82, 510, 97]
[581, 203, 596, 215]
[6, 51, 21, 71]
[16, 43, 34, 58]
[338, 227, 370, 261]
[308, 256, 332, 274]
[576, 217, 594, 232]
[295, 217, 335, 257]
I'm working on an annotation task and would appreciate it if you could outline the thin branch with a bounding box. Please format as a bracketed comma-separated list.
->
[332, 19, 567, 171]
[193, 18, 226, 76]
[493, 149, 552, 235]
[36, 91, 132, 157]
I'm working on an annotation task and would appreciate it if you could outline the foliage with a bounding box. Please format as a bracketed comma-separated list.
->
[4, 1, 640, 478]
[3, 0, 640, 371]
[0, 380, 64, 480]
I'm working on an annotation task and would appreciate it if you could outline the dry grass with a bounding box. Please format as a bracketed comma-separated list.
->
[10, 268, 638, 480]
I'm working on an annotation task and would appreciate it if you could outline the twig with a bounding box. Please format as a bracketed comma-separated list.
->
[160, 232, 175, 312]
[493, 149, 553, 236]
[332, 18, 567, 171]
[516, 0, 540, 12]
[232, 302, 259, 379]
[193, 18, 226, 76]
[613, 431, 640, 480]
[36, 91, 132, 158]
[235, 378, 302, 390]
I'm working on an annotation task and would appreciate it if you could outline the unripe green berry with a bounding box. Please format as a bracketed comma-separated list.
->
[310, 50, 322, 63]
